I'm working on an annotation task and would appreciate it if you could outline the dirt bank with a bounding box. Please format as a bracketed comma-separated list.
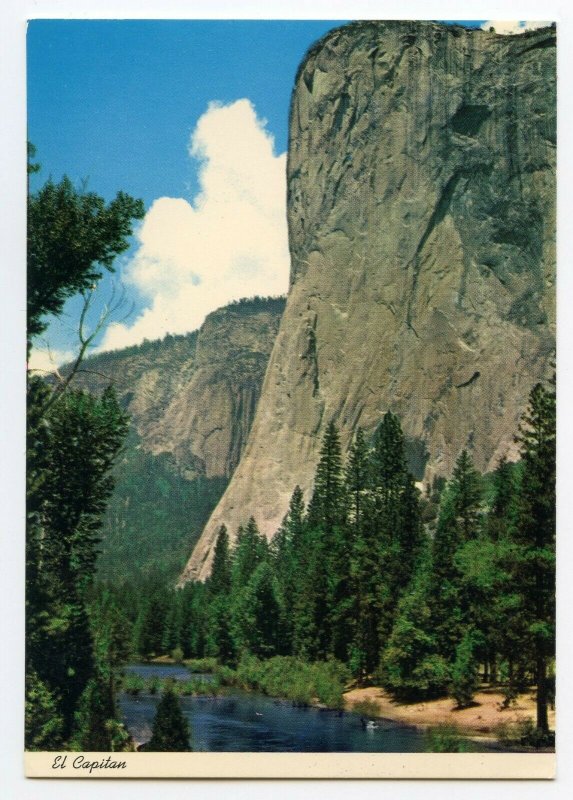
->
[343, 686, 555, 738]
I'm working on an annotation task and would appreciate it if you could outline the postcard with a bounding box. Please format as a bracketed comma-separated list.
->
[19, 6, 557, 784]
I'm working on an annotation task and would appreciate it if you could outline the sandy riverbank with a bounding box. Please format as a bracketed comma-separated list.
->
[343, 685, 555, 739]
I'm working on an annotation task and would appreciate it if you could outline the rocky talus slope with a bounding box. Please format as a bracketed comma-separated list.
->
[181, 20, 556, 582]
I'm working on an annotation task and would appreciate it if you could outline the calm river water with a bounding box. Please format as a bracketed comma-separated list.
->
[119, 663, 429, 752]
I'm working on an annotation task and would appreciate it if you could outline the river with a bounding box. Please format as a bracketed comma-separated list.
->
[119, 663, 430, 752]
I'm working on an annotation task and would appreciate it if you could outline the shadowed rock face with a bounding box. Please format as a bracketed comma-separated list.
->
[72, 299, 285, 481]
[180, 20, 556, 583]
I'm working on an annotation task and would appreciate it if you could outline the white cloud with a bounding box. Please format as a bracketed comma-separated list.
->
[28, 346, 75, 375]
[99, 99, 289, 352]
[481, 20, 553, 35]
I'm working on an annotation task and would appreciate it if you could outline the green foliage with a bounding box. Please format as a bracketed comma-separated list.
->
[27, 170, 144, 338]
[146, 687, 192, 752]
[496, 717, 555, 749]
[26, 381, 128, 739]
[429, 450, 483, 662]
[307, 420, 346, 531]
[186, 657, 219, 673]
[451, 630, 480, 708]
[233, 561, 283, 658]
[25, 670, 64, 751]
[271, 486, 306, 653]
[513, 381, 556, 733]
[93, 396, 554, 739]
[25, 149, 144, 750]
[231, 517, 268, 590]
[223, 655, 350, 709]
[69, 675, 116, 751]
[497, 661, 519, 709]
[380, 569, 450, 701]
[209, 525, 232, 597]
[133, 592, 170, 658]
[424, 724, 471, 753]
[98, 428, 227, 582]
[122, 673, 145, 696]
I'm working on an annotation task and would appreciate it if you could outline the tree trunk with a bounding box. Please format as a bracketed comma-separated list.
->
[536, 649, 549, 732]
[490, 653, 497, 684]
[482, 660, 489, 683]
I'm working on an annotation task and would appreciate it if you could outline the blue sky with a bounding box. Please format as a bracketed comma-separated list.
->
[28, 20, 348, 366]
[30, 18, 540, 369]
[28, 21, 346, 206]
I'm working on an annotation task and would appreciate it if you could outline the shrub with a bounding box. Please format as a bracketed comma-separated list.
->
[186, 657, 219, 674]
[352, 699, 380, 718]
[122, 673, 145, 696]
[222, 655, 349, 709]
[496, 718, 555, 749]
[425, 724, 471, 753]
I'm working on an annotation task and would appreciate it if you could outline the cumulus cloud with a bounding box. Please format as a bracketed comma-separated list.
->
[28, 346, 75, 374]
[481, 20, 553, 34]
[99, 99, 289, 352]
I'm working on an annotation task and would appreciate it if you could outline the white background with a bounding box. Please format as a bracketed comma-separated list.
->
[1, 1, 572, 798]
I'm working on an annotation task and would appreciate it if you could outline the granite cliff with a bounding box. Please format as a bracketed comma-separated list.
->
[76, 297, 285, 481]
[181, 20, 556, 582]
[71, 298, 284, 578]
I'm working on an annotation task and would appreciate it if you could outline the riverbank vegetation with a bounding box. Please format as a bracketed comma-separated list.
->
[115, 380, 554, 747]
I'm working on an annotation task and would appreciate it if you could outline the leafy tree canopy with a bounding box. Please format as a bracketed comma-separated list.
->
[27, 148, 144, 339]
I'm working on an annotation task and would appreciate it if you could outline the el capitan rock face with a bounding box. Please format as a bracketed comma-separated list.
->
[180, 20, 556, 583]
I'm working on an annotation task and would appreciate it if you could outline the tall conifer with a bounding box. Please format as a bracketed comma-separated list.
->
[513, 381, 556, 734]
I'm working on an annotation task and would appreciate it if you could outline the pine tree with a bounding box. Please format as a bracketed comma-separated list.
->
[135, 592, 168, 658]
[379, 545, 449, 699]
[450, 450, 483, 542]
[26, 151, 142, 745]
[25, 669, 64, 751]
[346, 428, 370, 533]
[178, 583, 211, 659]
[513, 381, 556, 734]
[237, 562, 284, 658]
[305, 422, 349, 659]
[488, 457, 518, 541]
[231, 517, 268, 589]
[346, 428, 379, 679]
[371, 413, 424, 651]
[430, 450, 483, 662]
[211, 597, 236, 665]
[430, 490, 464, 662]
[146, 687, 192, 752]
[70, 674, 116, 751]
[272, 486, 306, 653]
[451, 630, 480, 708]
[209, 525, 232, 597]
[307, 421, 346, 531]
